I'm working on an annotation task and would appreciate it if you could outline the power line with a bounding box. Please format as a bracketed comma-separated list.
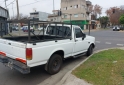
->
[18, 0, 40, 8]
[8, 0, 41, 9]
[6, 0, 16, 7]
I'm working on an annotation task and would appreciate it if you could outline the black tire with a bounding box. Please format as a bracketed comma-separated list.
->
[47, 54, 62, 75]
[86, 45, 93, 56]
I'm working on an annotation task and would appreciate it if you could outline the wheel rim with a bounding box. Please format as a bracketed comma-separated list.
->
[52, 58, 61, 71]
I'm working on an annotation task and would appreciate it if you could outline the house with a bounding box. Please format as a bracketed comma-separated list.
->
[61, 0, 92, 29]
[30, 11, 50, 28]
[48, 10, 61, 22]
[0, 6, 9, 36]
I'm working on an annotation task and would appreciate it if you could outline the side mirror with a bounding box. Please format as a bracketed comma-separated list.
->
[82, 34, 86, 40]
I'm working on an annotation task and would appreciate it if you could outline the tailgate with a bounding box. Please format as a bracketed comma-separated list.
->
[0, 39, 26, 60]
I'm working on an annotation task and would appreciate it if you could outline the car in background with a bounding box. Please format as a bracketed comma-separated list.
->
[120, 26, 124, 30]
[38, 27, 43, 31]
[12, 26, 18, 31]
[113, 26, 120, 31]
[22, 26, 34, 32]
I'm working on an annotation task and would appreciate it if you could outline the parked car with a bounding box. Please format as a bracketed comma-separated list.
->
[120, 26, 124, 30]
[12, 26, 18, 31]
[38, 27, 43, 31]
[22, 26, 34, 32]
[0, 23, 95, 74]
[113, 26, 120, 31]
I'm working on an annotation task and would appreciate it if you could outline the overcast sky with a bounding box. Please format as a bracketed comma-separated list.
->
[0, 0, 123, 17]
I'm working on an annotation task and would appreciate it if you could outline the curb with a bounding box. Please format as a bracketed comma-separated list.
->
[56, 47, 124, 85]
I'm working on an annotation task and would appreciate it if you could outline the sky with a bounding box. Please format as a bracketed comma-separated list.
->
[0, 0, 123, 17]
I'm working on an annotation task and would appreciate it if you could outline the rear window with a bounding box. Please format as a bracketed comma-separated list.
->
[46, 26, 71, 37]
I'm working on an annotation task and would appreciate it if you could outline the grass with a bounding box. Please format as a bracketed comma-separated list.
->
[72, 49, 124, 85]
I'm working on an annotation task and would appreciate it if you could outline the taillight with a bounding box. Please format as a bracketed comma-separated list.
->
[26, 48, 32, 60]
[0, 51, 6, 56]
[16, 58, 26, 64]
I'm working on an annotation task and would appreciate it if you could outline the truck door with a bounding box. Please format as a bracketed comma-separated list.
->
[74, 27, 88, 55]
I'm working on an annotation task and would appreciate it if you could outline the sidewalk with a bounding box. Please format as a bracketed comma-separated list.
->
[56, 47, 124, 85]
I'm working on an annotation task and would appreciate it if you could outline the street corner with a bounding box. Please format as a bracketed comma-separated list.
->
[60, 74, 92, 85]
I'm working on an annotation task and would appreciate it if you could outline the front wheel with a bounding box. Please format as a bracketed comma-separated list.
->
[86, 45, 93, 56]
[47, 54, 62, 75]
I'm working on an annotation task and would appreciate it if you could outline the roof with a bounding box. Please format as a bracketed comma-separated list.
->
[30, 11, 50, 14]
[0, 6, 8, 11]
[52, 10, 60, 12]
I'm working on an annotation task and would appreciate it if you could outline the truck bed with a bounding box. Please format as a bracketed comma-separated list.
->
[3, 35, 65, 43]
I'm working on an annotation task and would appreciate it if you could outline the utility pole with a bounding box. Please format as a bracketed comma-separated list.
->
[16, 0, 21, 35]
[12, 2, 14, 18]
[70, 14, 72, 23]
[4, 0, 7, 9]
[53, 0, 55, 10]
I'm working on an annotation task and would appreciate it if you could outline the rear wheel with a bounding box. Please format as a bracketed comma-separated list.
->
[86, 45, 93, 56]
[47, 54, 62, 75]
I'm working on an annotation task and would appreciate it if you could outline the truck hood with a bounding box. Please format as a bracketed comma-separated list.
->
[85, 35, 95, 41]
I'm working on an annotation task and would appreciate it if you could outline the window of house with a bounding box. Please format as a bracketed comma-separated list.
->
[74, 14, 78, 17]
[70, 6, 72, 9]
[66, 7, 67, 10]
[74, 5, 78, 8]
[64, 7, 67, 10]
[82, 5, 85, 9]
[82, 13, 85, 17]
[64, 15, 67, 18]
[51, 19, 53, 21]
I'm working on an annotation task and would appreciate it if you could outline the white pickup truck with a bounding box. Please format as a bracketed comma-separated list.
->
[0, 24, 95, 74]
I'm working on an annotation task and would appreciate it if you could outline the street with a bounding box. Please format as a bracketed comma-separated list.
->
[0, 29, 124, 85]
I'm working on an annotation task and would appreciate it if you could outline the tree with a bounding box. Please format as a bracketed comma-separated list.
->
[89, 4, 102, 20]
[120, 14, 124, 24]
[11, 13, 29, 20]
[106, 6, 124, 25]
[98, 16, 109, 28]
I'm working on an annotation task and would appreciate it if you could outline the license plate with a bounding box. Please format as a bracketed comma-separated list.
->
[7, 61, 13, 69]
[4, 61, 13, 69]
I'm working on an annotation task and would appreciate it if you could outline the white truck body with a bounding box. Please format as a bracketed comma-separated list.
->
[0, 24, 95, 74]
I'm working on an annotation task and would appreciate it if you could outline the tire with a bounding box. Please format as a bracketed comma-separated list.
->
[47, 54, 62, 75]
[86, 45, 93, 56]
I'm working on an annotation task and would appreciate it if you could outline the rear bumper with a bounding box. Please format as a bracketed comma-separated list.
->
[0, 55, 30, 74]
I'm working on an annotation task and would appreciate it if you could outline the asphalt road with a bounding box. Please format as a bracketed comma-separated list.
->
[0, 29, 124, 85]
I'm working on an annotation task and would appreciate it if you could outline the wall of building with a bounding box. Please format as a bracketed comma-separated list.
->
[39, 12, 49, 21]
[0, 7, 8, 19]
[61, 0, 87, 21]
[48, 16, 61, 22]
[30, 11, 50, 21]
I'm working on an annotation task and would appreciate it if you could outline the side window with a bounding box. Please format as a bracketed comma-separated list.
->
[46, 26, 56, 35]
[75, 28, 83, 38]
[64, 27, 71, 37]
